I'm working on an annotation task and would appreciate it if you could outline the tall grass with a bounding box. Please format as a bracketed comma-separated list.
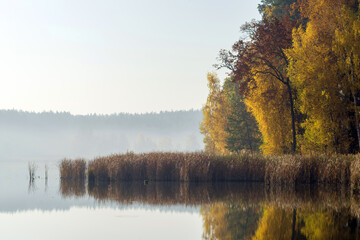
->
[61, 152, 360, 193]
[265, 154, 353, 187]
[87, 152, 266, 183]
[59, 159, 86, 181]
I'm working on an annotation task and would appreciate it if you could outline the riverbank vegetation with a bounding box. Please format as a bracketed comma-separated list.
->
[203, 0, 360, 155]
[59, 159, 86, 181]
[87, 152, 265, 183]
[60, 1, 360, 190]
[61, 152, 360, 192]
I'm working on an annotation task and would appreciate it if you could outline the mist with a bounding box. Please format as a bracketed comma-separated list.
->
[0, 109, 204, 162]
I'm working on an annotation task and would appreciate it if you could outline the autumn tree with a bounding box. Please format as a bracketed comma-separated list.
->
[200, 73, 230, 154]
[200, 74, 261, 153]
[218, 15, 299, 154]
[333, 3, 360, 151]
[258, 0, 298, 19]
[286, 0, 360, 153]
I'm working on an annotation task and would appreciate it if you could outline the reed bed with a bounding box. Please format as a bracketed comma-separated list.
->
[59, 158, 86, 181]
[87, 152, 266, 183]
[265, 154, 353, 186]
[61, 152, 360, 193]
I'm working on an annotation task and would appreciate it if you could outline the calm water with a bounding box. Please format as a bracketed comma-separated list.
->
[1, 161, 360, 239]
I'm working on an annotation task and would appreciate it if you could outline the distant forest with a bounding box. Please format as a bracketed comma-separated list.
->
[0, 109, 203, 161]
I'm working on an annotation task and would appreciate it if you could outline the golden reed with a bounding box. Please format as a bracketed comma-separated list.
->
[60, 152, 360, 192]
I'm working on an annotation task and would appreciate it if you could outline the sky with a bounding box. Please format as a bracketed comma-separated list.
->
[0, 0, 261, 115]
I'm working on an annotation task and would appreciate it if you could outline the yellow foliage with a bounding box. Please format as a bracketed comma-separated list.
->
[286, 0, 356, 153]
[245, 67, 293, 155]
[200, 73, 231, 154]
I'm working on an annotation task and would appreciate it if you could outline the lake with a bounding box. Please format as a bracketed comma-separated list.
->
[1, 161, 360, 239]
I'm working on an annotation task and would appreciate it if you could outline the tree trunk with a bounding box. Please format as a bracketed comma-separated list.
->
[350, 58, 360, 151]
[352, 91, 360, 151]
[286, 80, 297, 153]
[291, 208, 297, 240]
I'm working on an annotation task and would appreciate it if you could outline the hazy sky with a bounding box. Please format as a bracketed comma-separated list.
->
[0, 0, 261, 114]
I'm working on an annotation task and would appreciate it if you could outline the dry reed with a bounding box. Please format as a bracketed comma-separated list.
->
[59, 158, 86, 181]
[86, 152, 266, 183]
[61, 152, 360, 193]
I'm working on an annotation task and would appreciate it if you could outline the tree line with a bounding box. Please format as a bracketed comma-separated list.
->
[201, 0, 360, 155]
[0, 109, 202, 133]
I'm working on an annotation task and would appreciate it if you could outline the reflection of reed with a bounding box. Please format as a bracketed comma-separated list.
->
[60, 180, 86, 198]
[87, 182, 266, 206]
[28, 178, 37, 194]
[81, 182, 360, 217]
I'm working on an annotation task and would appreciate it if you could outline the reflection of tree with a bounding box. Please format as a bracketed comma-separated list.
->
[201, 203, 261, 240]
[300, 211, 355, 240]
[253, 206, 297, 240]
[252, 206, 359, 240]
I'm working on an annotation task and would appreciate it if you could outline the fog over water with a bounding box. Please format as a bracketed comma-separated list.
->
[0, 109, 203, 161]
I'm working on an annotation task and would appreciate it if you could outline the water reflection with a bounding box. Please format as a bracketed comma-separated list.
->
[61, 180, 360, 239]
[201, 203, 261, 240]
[28, 176, 37, 193]
[87, 181, 265, 206]
[60, 180, 86, 198]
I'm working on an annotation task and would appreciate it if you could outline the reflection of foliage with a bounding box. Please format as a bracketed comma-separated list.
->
[252, 206, 359, 240]
[201, 203, 261, 240]
[253, 206, 295, 240]
[300, 211, 355, 240]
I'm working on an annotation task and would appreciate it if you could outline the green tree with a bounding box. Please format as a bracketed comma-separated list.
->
[223, 78, 261, 152]
[258, 0, 298, 19]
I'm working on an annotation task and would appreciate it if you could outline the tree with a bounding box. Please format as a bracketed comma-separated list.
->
[200, 74, 261, 154]
[333, 3, 360, 152]
[286, 0, 359, 153]
[219, 16, 299, 154]
[223, 78, 262, 152]
[200, 73, 230, 154]
[258, 0, 298, 19]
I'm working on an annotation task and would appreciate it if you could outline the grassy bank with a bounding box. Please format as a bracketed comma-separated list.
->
[60, 152, 360, 189]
